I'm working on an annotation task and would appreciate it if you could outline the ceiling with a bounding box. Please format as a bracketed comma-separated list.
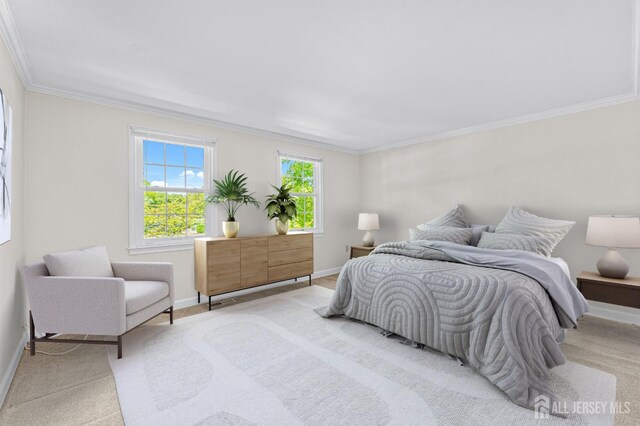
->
[2, 0, 638, 152]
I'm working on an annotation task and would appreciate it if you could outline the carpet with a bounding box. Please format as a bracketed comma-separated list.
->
[108, 286, 616, 425]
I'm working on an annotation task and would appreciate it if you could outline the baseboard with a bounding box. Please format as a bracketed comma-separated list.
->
[173, 266, 343, 310]
[0, 331, 27, 409]
[585, 301, 640, 325]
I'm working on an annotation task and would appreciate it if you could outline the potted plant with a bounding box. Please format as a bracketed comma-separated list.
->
[265, 184, 298, 235]
[206, 170, 260, 238]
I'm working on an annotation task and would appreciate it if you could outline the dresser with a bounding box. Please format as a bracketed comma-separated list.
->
[195, 233, 314, 309]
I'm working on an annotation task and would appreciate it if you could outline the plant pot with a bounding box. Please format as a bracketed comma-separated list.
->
[222, 221, 239, 238]
[275, 219, 289, 235]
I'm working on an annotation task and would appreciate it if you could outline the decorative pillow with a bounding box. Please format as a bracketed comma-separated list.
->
[470, 224, 493, 247]
[477, 232, 547, 255]
[494, 207, 575, 256]
[417, 204, 467, 229]
[410, 226, 473, 245]
[43, 246, 114, 277]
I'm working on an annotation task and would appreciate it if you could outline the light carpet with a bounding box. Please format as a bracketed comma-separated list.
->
[108, 286, 616, 425]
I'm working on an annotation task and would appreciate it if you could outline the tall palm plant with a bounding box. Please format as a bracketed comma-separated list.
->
[206, 170, 260, 221]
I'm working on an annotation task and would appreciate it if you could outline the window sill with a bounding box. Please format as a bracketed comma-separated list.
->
[289, 230, 324, 238]
[128, 242, 195, 255]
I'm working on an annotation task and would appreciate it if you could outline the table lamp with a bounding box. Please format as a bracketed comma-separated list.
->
[358, 213, 379, 247]
[585, 215, 640, 279]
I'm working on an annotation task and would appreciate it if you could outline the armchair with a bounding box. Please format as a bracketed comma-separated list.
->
[23, 260, 174, 359]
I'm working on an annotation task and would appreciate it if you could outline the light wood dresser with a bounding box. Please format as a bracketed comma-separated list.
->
[195, 233, 314, 309]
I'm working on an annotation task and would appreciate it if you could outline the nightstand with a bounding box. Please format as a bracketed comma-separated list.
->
[350, 245, 375, 259]
[576, 271, 640, 309]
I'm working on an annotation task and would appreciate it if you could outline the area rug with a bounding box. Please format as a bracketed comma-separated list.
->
[108, 286, 616, 425]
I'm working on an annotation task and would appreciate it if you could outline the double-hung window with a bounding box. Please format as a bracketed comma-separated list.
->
[277, 151, 323, 234]
[129, 126, 216, 254]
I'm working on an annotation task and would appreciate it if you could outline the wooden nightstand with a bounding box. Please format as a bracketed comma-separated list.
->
[350, 245, 375, 259]
[576, 271, 640, 309]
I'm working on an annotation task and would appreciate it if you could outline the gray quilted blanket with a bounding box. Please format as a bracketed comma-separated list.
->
[316, 240, 589, 415]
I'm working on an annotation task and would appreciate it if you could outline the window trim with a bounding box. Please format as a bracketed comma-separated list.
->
[277, 150, 323, 235]
[128, 125, 217, 255]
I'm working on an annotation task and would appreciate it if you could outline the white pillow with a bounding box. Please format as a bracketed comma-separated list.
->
[417, 204, 467, 229]
[470, 224, 493, 246]
[494, 207, 575, 256]
[44, 246, 114, 277]
[477, 232, 547, 255]
[410, 226, 473, 245]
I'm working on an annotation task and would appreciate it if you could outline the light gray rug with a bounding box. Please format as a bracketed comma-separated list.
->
[108, 286, 616, 425]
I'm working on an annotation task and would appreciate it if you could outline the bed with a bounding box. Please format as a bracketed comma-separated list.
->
[316, 239, 589, 415]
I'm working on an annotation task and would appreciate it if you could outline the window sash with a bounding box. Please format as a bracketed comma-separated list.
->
[277, 151, 323, 233]
[129, 126, 217, 254]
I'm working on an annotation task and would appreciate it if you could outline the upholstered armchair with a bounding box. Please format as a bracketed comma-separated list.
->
[23, 247, 174, 359]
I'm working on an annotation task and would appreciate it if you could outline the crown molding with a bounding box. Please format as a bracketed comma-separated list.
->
[0, 0, 31, 86]
[360, 92, 640, 154]
[28, 83, 359, 155]
[2, 0, 640, 156]
[362, 0, 640, 155]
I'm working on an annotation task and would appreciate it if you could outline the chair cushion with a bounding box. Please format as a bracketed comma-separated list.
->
[125, 281, 169, 315]
[43, 246, 114, 277]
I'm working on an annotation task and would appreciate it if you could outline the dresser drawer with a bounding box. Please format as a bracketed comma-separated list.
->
[268, 260, 313, 282]
[268, 234, 312, 252]
[578, 279, 640, 309]
[268, 247, 313, 267]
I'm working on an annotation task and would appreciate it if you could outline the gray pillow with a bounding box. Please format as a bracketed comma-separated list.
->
[470, 224, 493, 247]
[494, 207, 575, 256]
[477, 232, 547, 255]
[410, 226, 472, 245]
[417, 204, 467, 229]
[44, 246, 114, 277]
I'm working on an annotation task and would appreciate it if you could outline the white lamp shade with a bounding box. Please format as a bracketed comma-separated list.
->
[358, 213, 380, 231]
[585, 215, 640, 248]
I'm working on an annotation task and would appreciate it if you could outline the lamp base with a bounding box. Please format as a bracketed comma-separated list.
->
[362, 231, 375, 247]
[596, 248, 629, 279]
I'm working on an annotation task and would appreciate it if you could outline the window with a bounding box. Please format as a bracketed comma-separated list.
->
[278, 151, 323, 233]
[129, 126, 216, 254]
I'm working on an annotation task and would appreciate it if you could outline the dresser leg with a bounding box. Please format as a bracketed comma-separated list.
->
[308, 275, 311, 286]
[209, 296, 212, 311]
[197, 292, 200, 304]
[29, 311, 35, 356]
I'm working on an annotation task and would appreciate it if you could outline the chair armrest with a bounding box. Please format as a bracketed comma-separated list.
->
[111, 262, 174, 304]
[26, 276, 126, 336]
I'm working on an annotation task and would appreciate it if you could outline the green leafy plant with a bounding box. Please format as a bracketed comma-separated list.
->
[205, 170, 260, 221]
[265, 184, 298, 223]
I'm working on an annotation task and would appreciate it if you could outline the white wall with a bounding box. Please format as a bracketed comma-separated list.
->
[24, 92, 361, 302]
[0, 34, 26, 401]
[360, 100, 640, 319]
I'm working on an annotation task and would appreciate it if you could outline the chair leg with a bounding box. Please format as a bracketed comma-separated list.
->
[169, 306, 174, 325]
[29, 311, 35, 356]
[117, 335, 122, 359]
